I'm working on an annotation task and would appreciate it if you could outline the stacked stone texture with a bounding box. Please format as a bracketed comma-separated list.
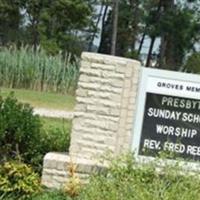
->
[70, 52, 141, 159]
[42, 52, 141, 189]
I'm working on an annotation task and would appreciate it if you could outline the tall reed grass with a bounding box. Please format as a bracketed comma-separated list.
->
[0, 45, 80, 94]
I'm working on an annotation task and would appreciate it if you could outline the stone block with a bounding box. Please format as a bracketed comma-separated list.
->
[99, 99, 121, 108]
[110, 79, 124, 88]
[102, 71, 124, 79]
[78, 82, 101, 90]
[76, 88, 88, 97]
[88, 90, 111, 99]
[124, 79, 132, 88]
[121, 97, 129, 109]
[79, 74, 90, 82]
[76, 97, 97, 105]
[80, 60, 91, 69]
[89, 77, 110, 84]
[123, 88, 131, 98]
[110, 108, 121, 116]
[87, 105, 110, 115]
[115, 65, 126, 73]
[91, 63, 115, 71]
[125, 66, 133, 78]
[74, 104, 87, 112]
[127, 116, 134, 123]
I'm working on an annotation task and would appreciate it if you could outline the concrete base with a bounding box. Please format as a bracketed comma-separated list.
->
[41, 152, 106, 188]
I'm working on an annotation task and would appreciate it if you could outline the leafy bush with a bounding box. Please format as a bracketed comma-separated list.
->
[31, 119, 71, 173]
[0, 93, 71, 173]
[0, 161, 41, 200]
[77, 154, 200, 200]
[15, 153, 200, 200]
[41, 118, 71, 152]
[0, 93, 42, 163]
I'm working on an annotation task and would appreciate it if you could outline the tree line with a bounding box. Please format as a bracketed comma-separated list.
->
[0, 0, 200, 71]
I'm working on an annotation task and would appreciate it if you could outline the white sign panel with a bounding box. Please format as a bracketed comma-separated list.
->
[132, 67, 200, 168]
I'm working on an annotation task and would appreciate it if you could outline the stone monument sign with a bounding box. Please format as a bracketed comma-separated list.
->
[42, 52, 200, 189]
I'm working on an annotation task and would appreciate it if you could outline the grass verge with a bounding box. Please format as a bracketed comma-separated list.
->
[41, 117, 72, 132]
[0, 87, 75, 110]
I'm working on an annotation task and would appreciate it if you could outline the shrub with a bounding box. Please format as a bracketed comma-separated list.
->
[77, 154, 200, 200]
[0, 93, 42, 163]
[31, 120, 71, 173]
[0, 161, 41, 199]
[41, 118, 71, 152]
[0, 93, 72, 173]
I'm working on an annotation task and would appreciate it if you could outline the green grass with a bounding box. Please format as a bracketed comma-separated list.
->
[0, 87, 75, 110]
[41, 117, 72, 132]
[32, 190, 69, 200]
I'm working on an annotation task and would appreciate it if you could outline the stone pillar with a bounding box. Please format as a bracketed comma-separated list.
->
[42, 52, 141, 188]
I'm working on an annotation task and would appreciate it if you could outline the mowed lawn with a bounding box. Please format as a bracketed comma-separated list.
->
[41, 117, 72, 131]
[0, 87, 76, 111]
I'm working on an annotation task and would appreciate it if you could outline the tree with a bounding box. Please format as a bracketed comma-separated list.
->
[98, 0, 142, 57]
[159, 3, 200, 70]
[142, 0, 200, 70]
[111, 0, 119, 55]
[98, 3, 112, 54]
[144, 0, 162, 67]
[88, 0, 105, 52]
[20, 0, 43, 51]
[116, 0, 141, 57]
[37, 0, 93, 55]
[0, 0, 94, 55]
[0, 0, 23, 45]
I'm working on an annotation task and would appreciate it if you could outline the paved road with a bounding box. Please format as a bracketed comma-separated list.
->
[34, 108, 74, 119]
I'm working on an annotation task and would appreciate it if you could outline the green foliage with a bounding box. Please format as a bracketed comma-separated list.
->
[77, 154, 200, 200]
[40, 118, 71, 154]
[159, 7, 199, 68]
[8, 153, 200, 200]
[124, 50, 139, 60]
[0, 0, 93, 54]
[98, 0, 141, 57]
[34, 117, 71, 174]
[0, 161, 41, 200]
[31, 118, 71, 173]
[0, 45, 79, 94]
[37, 0, 92, 55]
[0, 0, 23, 45]
[0, 93, 72, 173]
[142, 0, 200, 69]
[184, 52, 200, 73]
[0, 93, 41, 163]
[32, 190, 71, 200]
